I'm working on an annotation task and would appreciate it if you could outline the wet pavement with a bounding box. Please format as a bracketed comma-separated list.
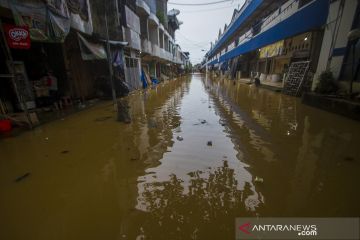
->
[1, 73, 359, 239]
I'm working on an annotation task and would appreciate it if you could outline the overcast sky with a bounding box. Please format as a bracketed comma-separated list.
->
[170, 0, 245, 64]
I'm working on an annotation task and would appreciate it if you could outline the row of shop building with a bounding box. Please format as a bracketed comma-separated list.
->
[0, 0, 190, 121]
[203, 0, 360, 94]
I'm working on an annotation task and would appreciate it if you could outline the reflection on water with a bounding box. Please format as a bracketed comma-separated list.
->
[137, 161, 260, 240]
[0, 74, 359, 240]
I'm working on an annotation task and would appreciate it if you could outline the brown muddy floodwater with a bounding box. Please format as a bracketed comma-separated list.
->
[0, 74, 360, 240]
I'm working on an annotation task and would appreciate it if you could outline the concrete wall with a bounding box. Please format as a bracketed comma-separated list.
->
[149, 24, 159, 45]
[144, 0, 156, 14]
[313, 0, 358, 89]
[140, 17, 149, 38]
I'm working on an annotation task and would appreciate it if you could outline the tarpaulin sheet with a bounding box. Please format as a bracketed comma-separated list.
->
[9, 0, 70, 42]
[113, 50, 124, 70]
[68, 0, 93, 34]
[78, 33, 107, 60]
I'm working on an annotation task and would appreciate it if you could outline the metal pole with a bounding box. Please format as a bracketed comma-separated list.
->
[0, 19, 32, 129]
[104, 8, 118, 111]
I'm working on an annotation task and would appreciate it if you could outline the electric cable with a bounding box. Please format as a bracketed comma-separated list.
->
[181, 5, 238, 13]
[168, 0, 233, 6]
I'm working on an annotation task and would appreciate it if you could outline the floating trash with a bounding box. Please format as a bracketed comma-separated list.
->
[177, 136, 184, 141]
[344, 156, 355, 162]
[14, 172, 31, 183]
[207, 141, 213, 146]
[254, 176, 264, 183]
[94, 116, 112, 122]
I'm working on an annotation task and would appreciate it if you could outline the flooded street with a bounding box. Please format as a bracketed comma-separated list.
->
[1, 74, 360, 240]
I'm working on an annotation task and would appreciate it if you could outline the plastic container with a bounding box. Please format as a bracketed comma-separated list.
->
[0, 119, 12, 132]
[260, 73, 267, 82]
[271, 74, 281, 82]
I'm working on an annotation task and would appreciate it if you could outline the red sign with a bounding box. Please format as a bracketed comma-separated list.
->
[3, 24, 31, 49]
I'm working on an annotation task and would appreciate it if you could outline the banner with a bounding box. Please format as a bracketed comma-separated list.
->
[260, 40, 284, 59]
[3, 24, 31, 49]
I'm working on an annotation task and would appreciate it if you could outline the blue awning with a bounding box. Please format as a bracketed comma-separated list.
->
[217, 0, 329, 64]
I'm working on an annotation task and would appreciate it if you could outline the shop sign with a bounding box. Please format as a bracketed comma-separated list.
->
[3, 24, 31, 49]
[260, 40, 284, 59]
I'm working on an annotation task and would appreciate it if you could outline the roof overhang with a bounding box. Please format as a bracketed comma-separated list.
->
[136, 0, 150, 16]
[208, 0, 288, 57]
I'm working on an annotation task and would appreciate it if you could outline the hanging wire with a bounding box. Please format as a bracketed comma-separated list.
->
[177, 32, 210, 47]
[168, 0, 233, 6]
[181, 5, 238, 13]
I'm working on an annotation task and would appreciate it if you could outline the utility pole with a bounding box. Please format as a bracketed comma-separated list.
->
[104, 4, 118, 111]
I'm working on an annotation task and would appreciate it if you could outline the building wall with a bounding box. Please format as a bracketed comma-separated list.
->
[313, 0, 358, 89]
[144, 0, 156, 14]
[149, 24, 159, 45]
[123, 5, 141, 50]
[140, 16, 149, 38]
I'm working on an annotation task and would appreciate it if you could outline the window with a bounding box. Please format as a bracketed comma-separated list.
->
[125, 57, 139, 68]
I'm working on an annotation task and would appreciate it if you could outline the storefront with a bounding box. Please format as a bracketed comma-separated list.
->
[0, 0, 126, 126]
[0, 0, 71, 121]
[256, 32, 318, 85]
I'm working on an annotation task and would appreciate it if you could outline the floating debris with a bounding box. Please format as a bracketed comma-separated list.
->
[61, 150, 70, 154]
[317, 182, 324, 192]
[94, 116, 112, 122]
[254, 176, 264, 183]
[344, 156, 355, 162]
[200, 119, 207, 124]
[207, 141, 213, 146]
[14, 172, 31, 183]
[177, 136, 184, 141]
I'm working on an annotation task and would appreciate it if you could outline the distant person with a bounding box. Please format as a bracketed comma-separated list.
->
[254, 77, 261, 87]
[43, 70, 62, 110]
